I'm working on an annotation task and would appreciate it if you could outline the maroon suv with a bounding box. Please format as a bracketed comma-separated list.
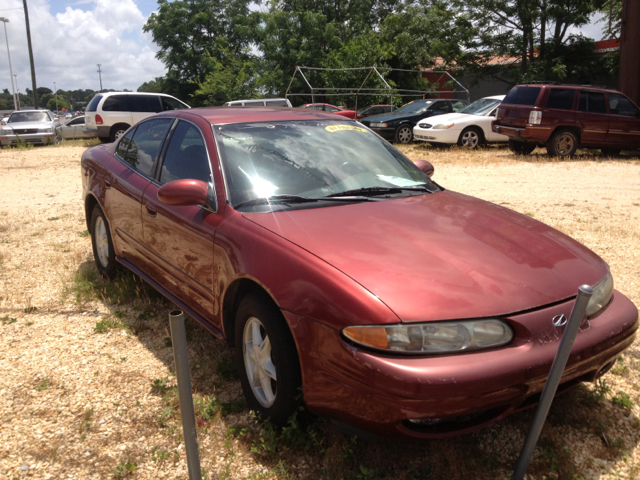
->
[492, 83, 640, 157]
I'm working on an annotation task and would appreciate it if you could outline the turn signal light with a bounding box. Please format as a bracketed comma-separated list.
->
[343, 326, 388, 349]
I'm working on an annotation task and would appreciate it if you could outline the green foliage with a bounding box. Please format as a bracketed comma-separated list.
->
[112, 457, 137, 478]
[611, 392, 633, 409]
[0, 315, 17, 325]
[94, 317, 126, 334]
[36, 377, 52, 391]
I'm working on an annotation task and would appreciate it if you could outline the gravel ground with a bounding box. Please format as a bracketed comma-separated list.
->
[0, 142, 638, 480]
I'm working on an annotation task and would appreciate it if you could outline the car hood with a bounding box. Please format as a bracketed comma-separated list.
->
[417, 112, 473, 125]
[244, 191, 608, 322]
[361, 110, 420, 123]
[3, 121, 53, 129]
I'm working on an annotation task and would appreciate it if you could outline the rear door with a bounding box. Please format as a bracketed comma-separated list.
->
[605, 92, 640, 148]
[577, 90, 609, 145]
[141, 118, 222, 325]
[101, 95, 134, 129]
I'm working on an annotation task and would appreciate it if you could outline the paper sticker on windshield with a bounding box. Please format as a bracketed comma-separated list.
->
[325, 125, 367, 133]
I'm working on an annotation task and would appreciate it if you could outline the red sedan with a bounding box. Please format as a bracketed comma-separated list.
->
[301, 103, 359, 119]
[81, 107, 638, 439]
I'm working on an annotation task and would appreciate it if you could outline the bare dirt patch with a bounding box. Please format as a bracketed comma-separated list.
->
[0, 143, 639, 479]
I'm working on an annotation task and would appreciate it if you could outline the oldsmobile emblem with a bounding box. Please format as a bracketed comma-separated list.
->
[552, 314, 568, 327]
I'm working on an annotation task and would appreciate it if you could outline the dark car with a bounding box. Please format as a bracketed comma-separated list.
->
[360, 98, 467, 144]
[357, 104, 396, 118]
[492, 83, 640, 157]
[81, 106, 637, 439]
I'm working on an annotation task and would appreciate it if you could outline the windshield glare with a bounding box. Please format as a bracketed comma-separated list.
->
[458, 99, 501, 116]
[214, 121, 437, 208]
[9, 112, 50, 123]
[394, 100, 433, 115]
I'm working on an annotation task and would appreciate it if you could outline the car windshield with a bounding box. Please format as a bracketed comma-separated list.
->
[458, 98, 502, 116]
[9, 112, 50, 123]
[214, 120, 438, 210]
[393, 100, 433, 115]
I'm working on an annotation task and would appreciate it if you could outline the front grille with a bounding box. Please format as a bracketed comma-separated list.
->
[13, 129, 39, 135]
[418, 123, 432, 129]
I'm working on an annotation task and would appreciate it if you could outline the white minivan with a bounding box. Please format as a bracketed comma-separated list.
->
[223, 98, 292, 107]
[83, 92, 190, 142]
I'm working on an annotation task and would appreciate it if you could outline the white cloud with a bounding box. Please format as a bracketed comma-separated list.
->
[0, 0, 166, 95]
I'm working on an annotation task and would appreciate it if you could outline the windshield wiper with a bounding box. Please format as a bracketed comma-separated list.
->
[234, 194, 373, 209]
[325, 185, 431, 197]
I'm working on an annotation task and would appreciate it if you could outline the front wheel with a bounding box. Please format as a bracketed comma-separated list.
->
[394, 125, 413, 144]
[508, 139, 536, 155]
[235, 291, 301, 426]
[546, 129, 578, 157]
[458, 127, 484, 149]
[90, 205, 117, 278]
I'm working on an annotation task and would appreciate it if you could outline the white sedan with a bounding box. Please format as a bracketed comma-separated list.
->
[56, 115, 92, 140]
[413, 95, 507, 149]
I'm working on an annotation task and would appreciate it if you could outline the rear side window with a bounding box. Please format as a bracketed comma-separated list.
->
[159, 121, 211, 184]
[122, 118, 173, 177]
[102, 95, 129, 112]
[130, 95, 161, 113]
[609, 93, 639, 117]
[546, 89, 575, 110]
[579, 91, 606, 114]
[86, 95, 102, 112]
[503, 86, 542, 106]
[161, 96, 189, 111]
[266, 100, 288, 107]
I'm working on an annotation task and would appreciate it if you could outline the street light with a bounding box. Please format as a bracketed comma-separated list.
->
[0, 17, 18, 111]
[54, 81, 58, 114]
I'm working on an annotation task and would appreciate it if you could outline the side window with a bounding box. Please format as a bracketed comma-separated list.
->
[159, 121, 211, 184]
[609, 93, 639, 117]
[266, 100, 288, 107]
[116, 128, 135, 159]
[86, 95, 102, 112]
[130, 95, 162, 113]
[325, 105, 340, 112]
[69, 117, 84, 126]
[122, 118, 173, 177]
[546, 89, 575, 110]
[452, 101, 466, 112]
[102, 95, 129, 112]
[161, 97, 189, 111]
[579, 91, 606, 114]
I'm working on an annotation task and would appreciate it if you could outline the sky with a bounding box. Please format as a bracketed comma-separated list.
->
[0, 0, 609, 97]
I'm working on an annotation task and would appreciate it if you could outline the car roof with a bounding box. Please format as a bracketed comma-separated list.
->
[518, 83, 620, 93]
[174, 106, 353, 125]
[96, 91, 174, 97]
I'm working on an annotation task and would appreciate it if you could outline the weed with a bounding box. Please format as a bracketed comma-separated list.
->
[251, 417, 279, 460]
[156, 406, 175, 427]
[94, 317, 126, 334]
[66, 266, 99, 303]
[112, 457, 137, 478]
[1, 315, 17, 325]
[25, 321, 33, 326]
[151, 378, 169, 395]
[77, 230, 90, 238]
[525, 212, 535, 217]
[151, 447, 172, 464]
[611, 392, 633, 409]
[23, 306, 38, 314]
[47, 216, 60, 221]
[583, 378, 611, 404]
[611, 357, 629, 376]
[164, 337, 172, 347]
[113, 310, 125, 319]
[36, 377, 52, 391]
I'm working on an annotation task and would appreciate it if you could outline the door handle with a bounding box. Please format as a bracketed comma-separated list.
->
[105, 181, 111, 189]
[145, 203, 157, 217]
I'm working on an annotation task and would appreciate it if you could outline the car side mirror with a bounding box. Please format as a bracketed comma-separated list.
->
[415, 160, 435, 177]
[158, 179, 217, 212]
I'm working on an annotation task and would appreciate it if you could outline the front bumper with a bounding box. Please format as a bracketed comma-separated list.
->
[413, 126, 460, 144]
[0, 133, 57, 146]
[285, 290, 638, 439]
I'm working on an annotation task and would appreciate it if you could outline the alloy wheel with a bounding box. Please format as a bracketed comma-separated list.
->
[243, 317, 277, 407]
[94, 216, 109, 268]
[461, 130, 479, 148]
[556, 134, 575, 156]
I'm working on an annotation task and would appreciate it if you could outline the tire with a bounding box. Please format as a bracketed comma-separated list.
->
[394, 125, 413, 144]
[235, 290, 301, 426]
[508, 139, 536, 155]
[90, 204, 118, 278]
[546, 129, 578, 158]
[600, 148, 621, 157]
[110, 124, 130, 143]
[457, 127, 484, 149]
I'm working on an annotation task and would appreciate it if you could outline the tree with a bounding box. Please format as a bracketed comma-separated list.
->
[137, 78, 166, 93]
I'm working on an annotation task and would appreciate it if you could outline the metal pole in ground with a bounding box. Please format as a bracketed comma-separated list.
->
[512, 285, 593, 480]
[169, 310, 202, 480]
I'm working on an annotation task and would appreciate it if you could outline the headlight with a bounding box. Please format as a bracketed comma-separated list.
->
[586, 271, 614, 317]
[38, 127, 53, 133]
[343, 319, 513, 354]
[433, 123, 454, 129]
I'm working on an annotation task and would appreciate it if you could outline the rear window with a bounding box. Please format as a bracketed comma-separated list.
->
[102, 95, 129, 112]
[545, 89, 575, 110]
[503, 86, 542, 106]
[86, 95, 103, 112]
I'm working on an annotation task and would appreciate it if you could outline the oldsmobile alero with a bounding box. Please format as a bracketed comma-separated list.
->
[81, 107, 638, 439]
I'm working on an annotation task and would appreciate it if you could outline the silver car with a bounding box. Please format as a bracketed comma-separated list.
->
[56, 115, 92, 140]
[0, 110, 61, 146]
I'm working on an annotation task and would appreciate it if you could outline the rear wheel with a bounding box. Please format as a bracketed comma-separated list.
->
[394, 125, 413, 144]
[110, 124, 130, 143]
[546, 129, 578, 157]
[235, 291, 301, 426]
[458, 127, 484, 149]
[90, 205, 117, 278]
[508, 139, 536, 155]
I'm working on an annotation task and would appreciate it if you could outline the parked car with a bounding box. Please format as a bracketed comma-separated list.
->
[492, 83, 640, 157]
[83, 91, 190, 143]
[81, 107, 637, 439]
[1, 115, 10, 126]
[301, 103, 358, 119]
[413, 95, 507, 149]
[56, 115, 92, 140]
[357, 104, 396, 118]
[224, 98, 292, 107]
[0, 109, 60, 146]
[360, 98, 468, 144]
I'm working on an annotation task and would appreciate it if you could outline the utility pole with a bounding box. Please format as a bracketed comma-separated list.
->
[97, 64, 103, 91]
[22, 0, 38, 109]
[54, 81, 58, 114]
[618, 0, 640, 105]
[0, 17, 18, 111]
